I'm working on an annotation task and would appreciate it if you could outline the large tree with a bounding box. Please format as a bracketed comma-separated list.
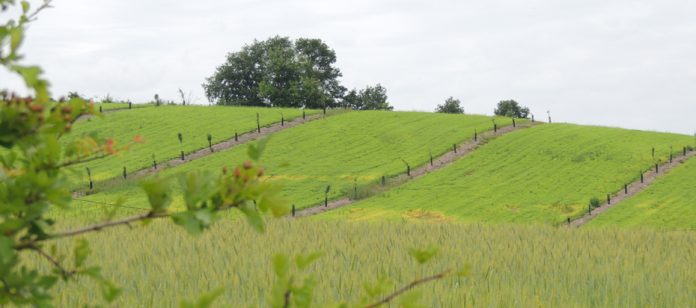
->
[494, 99, 530, 118]
[435, 97, 464, 114]
[204, 36, 345, 108]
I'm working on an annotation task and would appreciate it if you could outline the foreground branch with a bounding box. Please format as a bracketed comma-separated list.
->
[365, 269, 452, 308]
[29, 245, 74, 278]
[50, 211, 169, 239]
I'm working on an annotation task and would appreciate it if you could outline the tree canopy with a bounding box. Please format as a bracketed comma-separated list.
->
[494, 100, 530, 118]
[435, 97, 464, 114]
[204, 36, 345, 109]
[204, 37, 394, 110]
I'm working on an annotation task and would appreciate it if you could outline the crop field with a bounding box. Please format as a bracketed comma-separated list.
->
[323, 124, 693, 224]
[64, 105, 311, 189]
[72, 111, 516, 212]
[588, 155, 696, 230]
[31, 217, 696, 307]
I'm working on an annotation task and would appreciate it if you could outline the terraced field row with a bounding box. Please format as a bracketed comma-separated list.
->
[65, 105, 314, 189]
[324, 124, 693, 225]
[72, 111, 515, 214]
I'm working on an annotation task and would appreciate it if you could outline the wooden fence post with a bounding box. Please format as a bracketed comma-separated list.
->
[607, 194, 611, 205]
[292, 204, 295, 217]
[429, 151, 433, 166]
[207, 133, 213, 152]
[86, 167, 93, 190]
[624, 184, 628, 194]
[474, 129, 477, 141]
[123, 166, 127, 180]
[256, 113, 261, 133]
[235, 132, 238, 142]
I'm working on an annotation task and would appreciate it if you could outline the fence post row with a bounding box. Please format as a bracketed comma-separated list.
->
[86, 167, 93, 190]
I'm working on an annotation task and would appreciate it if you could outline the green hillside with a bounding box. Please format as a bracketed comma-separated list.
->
[74, 111, 515, 211]
[323, 124, 692, 224]
[64, 105, 311, 189]
[36, 219, 696, 307]
[588, 156, 696, 230]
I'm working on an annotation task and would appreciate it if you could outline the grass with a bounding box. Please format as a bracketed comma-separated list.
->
[322, 124, 693, 225]
[74, 111, 516, 212]
[64, 105, 312, 189]
[587, 153, 696, 230]
[32, 217, 696, 307]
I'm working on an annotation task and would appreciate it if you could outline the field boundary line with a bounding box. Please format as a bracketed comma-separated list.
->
[293, 121, 539, 218]
[73, 112, 329, 197]
[570, 150, 696, 228]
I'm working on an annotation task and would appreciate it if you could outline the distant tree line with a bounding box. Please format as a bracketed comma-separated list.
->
[203, 36, 392, 110]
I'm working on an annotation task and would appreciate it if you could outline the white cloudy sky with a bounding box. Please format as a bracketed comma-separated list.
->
[3, 0, 696, 135]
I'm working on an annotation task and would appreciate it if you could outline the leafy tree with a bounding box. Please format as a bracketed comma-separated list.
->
[494, 99, 530, 118]
[435, 96, 464, 114]
[356, 84, 393, 110]
[342, 88, 360, 109]
[204, 36, 345, 108]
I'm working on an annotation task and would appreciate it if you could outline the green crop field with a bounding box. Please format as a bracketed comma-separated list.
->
[64, 105, 312, 189]
[73, 111, 516, 212]
[588, 155, 696, 230]
[32, 217, 696, 307]
[323, 124, 692, 225]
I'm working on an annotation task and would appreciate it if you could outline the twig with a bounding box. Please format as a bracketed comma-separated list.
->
[29, 245, 74, 278]
[365, 269, 452, 308]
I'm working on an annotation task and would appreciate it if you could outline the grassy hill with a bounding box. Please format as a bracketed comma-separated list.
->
[587, 156, 696, 230]
[74, 111, 515, 212]
[64, 105, 311, 189]
[323, 124, 692, 224]
[36, 218, 696, 307]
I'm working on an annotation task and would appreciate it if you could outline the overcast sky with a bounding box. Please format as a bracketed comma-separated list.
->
[3, 0, 696, 135]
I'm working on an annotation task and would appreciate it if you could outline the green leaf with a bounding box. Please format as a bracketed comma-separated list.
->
[141, 177, 172, 213]
[408, 246, 439, 264]
[171, 212, 203, 236]
[247, 137, 270, 161]
[73, 239, 91, 268]
[100, 280, 122, 303]
[180, 288, 224, 308]
[295, 252, 323, 270]
[9, 27, 23, 53]
[179, 171, 217, 210]
[21, 1, 30, 13]
[272, 253, 290, 279]
[238, 202, 265, 233]
[456, 263, 472, 277]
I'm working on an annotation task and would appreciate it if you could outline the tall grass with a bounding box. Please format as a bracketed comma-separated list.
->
[34, 215, 696, 307]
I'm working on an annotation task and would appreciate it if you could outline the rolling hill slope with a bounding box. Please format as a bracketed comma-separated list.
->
[587, 155, 696, 230]
[323, 124, 692, 224]
[64, 105, 312, 189]
[74, 111, 516, 212]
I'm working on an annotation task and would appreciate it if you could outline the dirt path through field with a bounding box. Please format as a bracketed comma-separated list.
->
[569, 150, 696, 227]
[293, 122, 537, 217]
[73, 113, 325, 197]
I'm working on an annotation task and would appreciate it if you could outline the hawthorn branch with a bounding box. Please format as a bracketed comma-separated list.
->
[28, 245, 74, 278]
[365, 269, 452, 308]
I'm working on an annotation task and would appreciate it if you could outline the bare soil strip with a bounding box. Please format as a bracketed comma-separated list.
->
[74, 113, 324, 197]
[570, 150, 696, 227]
[293, 122, 537, 218]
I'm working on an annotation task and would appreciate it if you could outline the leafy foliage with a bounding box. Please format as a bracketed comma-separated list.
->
[435, 96, 464, 114]
[494, 99, 530, 118]
[204, 36, 345, 108]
